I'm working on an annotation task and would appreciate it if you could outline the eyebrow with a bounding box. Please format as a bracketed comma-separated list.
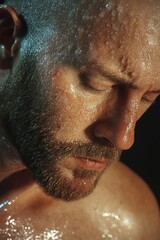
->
[84, 59, 139, 89]
[149, 89, 160, 94]
[82, 60, 160, 94]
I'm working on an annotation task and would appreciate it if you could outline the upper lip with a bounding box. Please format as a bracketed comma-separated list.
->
[76, 156, 106, 164]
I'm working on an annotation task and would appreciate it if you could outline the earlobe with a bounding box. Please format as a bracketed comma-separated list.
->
[0, 5, 22, 70]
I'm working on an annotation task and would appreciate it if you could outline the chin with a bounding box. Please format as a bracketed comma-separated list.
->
[32, 166, 101, 201]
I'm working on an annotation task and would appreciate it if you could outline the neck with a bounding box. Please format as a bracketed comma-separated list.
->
[0, 125, 25, 182]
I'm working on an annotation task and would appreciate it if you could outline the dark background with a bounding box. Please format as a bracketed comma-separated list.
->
[121, 97, 160, 205]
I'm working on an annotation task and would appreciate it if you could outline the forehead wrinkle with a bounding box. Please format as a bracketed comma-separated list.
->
[89, 1, 160, 86]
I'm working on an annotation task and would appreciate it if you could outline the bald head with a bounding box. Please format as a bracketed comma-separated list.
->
[1, 0, 160, 61]
[1, 0, 160, 200]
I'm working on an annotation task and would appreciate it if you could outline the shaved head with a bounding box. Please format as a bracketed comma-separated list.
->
[1, 0, 160, 200]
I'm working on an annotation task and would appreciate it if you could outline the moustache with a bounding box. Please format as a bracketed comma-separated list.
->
[47, 141, 121, 164]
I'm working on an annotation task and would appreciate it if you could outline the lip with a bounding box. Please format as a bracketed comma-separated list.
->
[75, 157, 106, 171]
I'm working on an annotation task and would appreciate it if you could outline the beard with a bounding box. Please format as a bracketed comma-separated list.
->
[20, 140, 121, 201]
[1, 56, 121, 201]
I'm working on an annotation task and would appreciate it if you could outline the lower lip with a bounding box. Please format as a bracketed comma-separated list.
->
[75, 157, 106, 171]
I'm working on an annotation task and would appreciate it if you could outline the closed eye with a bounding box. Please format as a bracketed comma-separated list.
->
[142, 92, 160, 104]
[79, 72, 113, 92]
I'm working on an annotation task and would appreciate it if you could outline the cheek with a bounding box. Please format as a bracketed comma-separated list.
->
[53, 89, 99, 127]
[46, 66, 110, 140]
[48, 82, 103, 139]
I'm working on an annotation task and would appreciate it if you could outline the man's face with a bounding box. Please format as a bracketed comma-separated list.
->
[2, 1, 160, 200]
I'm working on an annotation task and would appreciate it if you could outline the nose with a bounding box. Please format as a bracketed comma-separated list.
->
[94, 96, 139, 150]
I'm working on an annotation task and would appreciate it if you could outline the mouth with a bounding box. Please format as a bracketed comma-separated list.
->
[74, 156, 107, 172]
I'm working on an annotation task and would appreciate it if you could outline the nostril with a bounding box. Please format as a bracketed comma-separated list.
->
[96, 137, 115, 148]
[93, 118, 135, 150]
[93, 121, 113, 139]
[91, 134, 116, 150]
[93, 127, 115, 148]
[98, 137, 115, 148]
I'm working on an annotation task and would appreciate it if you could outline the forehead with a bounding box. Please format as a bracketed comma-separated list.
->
[83, 0, 160, 90]
[22, 0, 160, 90]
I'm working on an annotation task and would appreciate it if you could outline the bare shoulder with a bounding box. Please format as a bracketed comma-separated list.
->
[0, 164, 159, 240]
[95, 161, 160, 239]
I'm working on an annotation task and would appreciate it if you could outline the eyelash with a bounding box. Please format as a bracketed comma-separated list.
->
[79, 72, 159, 104]
[79, 72, 112, 93]
[141, 95, 158, 105]
[79, 73, 100, 92]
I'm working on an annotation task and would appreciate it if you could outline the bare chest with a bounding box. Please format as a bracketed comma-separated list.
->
[0, 193, 134, 240]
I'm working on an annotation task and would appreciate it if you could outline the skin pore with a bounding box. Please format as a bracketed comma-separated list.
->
[0, 0, 160, 239]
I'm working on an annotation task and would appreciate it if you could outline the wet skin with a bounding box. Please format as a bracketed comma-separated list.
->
[0, 162, 160, 240]
[24, 0, 160, 198]
[0, 0, 160, 239]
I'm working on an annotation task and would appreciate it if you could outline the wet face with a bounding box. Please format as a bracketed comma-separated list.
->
[2, 0, 160, 200]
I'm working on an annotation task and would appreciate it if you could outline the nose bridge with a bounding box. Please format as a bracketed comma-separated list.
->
[116, 96, 138, 142]
[110, 91, 139, 149]
[120, 93, 138, 124]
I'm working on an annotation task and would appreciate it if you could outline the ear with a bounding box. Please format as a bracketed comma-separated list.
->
[0, 5, 22, 70]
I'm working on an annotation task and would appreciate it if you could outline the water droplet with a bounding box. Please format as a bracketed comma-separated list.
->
[103, 212, 121, 221]
[107, 233, 113, 239]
